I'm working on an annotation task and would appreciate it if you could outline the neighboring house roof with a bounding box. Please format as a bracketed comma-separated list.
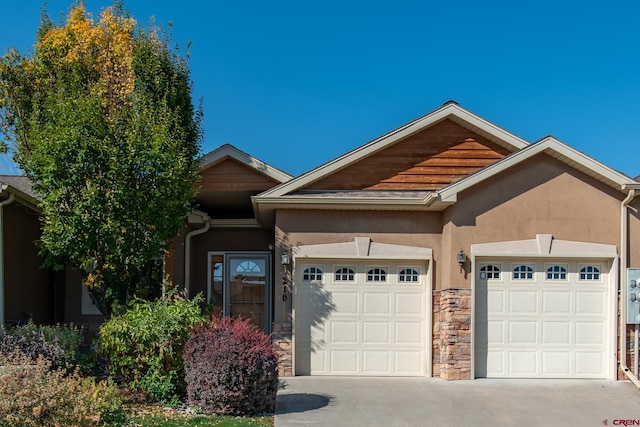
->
[199, 144, 292, 183]
[0, 175, 39, 211]
[0, 175, 36, 198]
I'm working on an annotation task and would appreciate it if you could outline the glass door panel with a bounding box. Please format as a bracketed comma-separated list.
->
[226, 255, 270, 332]
[208, 255, 224, 315]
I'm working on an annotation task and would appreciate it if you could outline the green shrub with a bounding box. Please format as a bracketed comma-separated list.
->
[183, 315, 279, 416]
[96, 292, 206, 404]
[0, 322, 83, 369]
[0, 351, 126, 427]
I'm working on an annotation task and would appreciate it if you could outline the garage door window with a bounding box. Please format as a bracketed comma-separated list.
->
[512, 264, 534, 280]
[546, 265, 567, 281]
[479, 264, 501, 280]
[579, 265, 601, 281]
[399, 268, 420, 283]
[334, 267, 355, 282]
[303, 267, 323, 282]
[366, 268, 387, 283]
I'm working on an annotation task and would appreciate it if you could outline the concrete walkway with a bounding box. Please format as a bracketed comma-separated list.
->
[275, 377, 640, 427]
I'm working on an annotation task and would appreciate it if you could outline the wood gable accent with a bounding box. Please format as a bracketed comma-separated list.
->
[303, 119, 512, 191]
[200, 157, 281, 192]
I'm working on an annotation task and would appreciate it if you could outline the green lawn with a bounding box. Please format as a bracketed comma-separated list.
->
[126, 402, 273, 427]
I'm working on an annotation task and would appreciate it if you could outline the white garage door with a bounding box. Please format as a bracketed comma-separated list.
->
[475, 259, 611, 378]
[295, 261, 428, 376]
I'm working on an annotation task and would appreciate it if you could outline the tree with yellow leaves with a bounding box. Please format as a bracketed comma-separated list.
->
[0, 2, 202, 315]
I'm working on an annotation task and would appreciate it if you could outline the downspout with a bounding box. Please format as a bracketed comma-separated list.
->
[620, 188, 640, 387]
[184, 215, 210, 297]
[0, 192, 15, 326]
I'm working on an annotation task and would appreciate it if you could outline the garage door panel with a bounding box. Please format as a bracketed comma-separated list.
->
[330, 321, 358, 344]
[395, 322, 423, 344]
[308, 350, 326, 374]
[363, 322, 391, 344]
[486, 320, 504, 344]
[508, 351, 538, 377]
[476, 258, 610, 379]
[395, 293, 423, 315]
[362, 350, 390, 374]
[542, 291, 571, 314]
[575, 322, 604, 345]
[542, 321, 571, 345]
[541, 351, 571, 376]
[487, 290, 505, 314]
[575, 352, 605, 376]
[508, 321, 537, 344]
[485, 350, 504, 376]
[509, 291, 538, 314]
[363, 292, 391, 315]
[333, 292, 359, 314]
[330, 350, 358, 373]
[575, 292, 605, 315]
[394, 351, 423, 375]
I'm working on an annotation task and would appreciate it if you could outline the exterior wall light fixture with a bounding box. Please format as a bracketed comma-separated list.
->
[281, 251, 290, 266]
[457, 249, 466, 273]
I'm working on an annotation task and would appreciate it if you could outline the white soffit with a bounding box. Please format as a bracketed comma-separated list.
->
[293, 237, 433, 261]
[199, 144, 292, 183]
[258, 102, 529, 199]
[471, 234, 617, 258]
[438, 136, 637, 202]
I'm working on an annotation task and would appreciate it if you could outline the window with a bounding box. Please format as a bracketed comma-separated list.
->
[399, 268, 419, 283]
[235, 260, 261, 273]
[366, 268, 387, 283]
[546, 265, 567, 280]
[513, 265, 534, 280]
[580, 265, 601, 281]
[480, 265, 500, 280]
[335, 267, 355, 282]
[303, 267, 323, 281]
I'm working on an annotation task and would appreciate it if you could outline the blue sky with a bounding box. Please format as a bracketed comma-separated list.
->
[1, 1, 639, 177]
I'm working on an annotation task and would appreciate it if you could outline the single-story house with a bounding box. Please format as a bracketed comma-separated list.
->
[4, 101, 640, 382]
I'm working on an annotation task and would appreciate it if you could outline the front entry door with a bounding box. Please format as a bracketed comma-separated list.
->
[225, 254, 271, 332]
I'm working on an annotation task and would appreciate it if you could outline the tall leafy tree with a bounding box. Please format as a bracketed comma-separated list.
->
[0, 2, 202, 314]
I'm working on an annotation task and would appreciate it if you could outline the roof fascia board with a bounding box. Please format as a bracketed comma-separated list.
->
[439, 137, 637, 202]
[199, 144, 292, 183]
[1, 185, 39, 211]
[253, 192, 444, 210]
[258, 103, 529, 199]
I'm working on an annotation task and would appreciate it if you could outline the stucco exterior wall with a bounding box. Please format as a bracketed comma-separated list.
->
[442, 155, 624, 289]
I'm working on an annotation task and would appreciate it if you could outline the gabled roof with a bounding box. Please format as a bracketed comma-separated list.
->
[437, 136, 638, 203]
[199, 144, 292, 183]
[257, 101, 529, 199]
[254, 104, 639, 218]
[0, 175, 39, 210]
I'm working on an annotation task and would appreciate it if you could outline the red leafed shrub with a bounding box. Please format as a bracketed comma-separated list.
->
[183, 315, 279, 415]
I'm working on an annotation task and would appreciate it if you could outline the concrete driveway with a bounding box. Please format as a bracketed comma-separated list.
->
[275, 377, 640, 427]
